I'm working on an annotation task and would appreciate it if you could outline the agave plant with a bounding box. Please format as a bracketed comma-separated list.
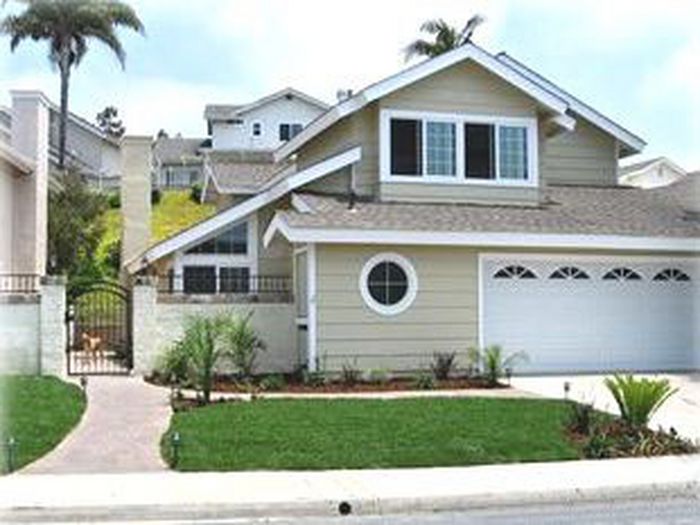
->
[604, 375, 677, 427]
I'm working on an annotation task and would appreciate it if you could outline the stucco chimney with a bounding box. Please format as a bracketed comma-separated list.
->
[120, 136, 152, 272]
[10, 90, 50, 275]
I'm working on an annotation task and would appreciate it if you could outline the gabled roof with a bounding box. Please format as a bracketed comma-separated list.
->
[619, 157, 686, 177]
[275, 43, 645, 162]
[153, 136, 207, 165]
[263, 185, 699, 252]
[127, 146, 362, 272]
[205, 150, 279, 194]
[496, 53, 646, 155]
[204, 87, 329, 122]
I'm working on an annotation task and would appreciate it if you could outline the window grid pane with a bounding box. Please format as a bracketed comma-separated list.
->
[499, 126, 528, 180]
[426, 121, 456, 176]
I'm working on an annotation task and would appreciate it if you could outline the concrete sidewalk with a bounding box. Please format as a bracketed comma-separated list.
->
[22, 376, 171, 474]
[3, 455, 699, 522]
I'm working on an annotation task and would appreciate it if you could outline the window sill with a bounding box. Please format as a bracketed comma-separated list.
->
[381, 175, 538, 188]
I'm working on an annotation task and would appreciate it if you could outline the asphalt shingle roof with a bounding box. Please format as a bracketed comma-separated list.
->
[281, 183, 700, 239]
[207, 150, 279, 193]
[153, 137, 206, 165]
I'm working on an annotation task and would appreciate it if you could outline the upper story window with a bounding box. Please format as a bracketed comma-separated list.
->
[279, 123, 303, 141]
[186, 222, 248, 255]
[252, 122, 262, 137]
[381, 110, 537, 186]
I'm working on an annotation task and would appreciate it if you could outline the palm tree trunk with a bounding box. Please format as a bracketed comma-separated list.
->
[58, 51, 71, 171]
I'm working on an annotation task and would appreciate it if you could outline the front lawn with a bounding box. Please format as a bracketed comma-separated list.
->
[162, 398, 579, 471]
[0, 376, 86, 473]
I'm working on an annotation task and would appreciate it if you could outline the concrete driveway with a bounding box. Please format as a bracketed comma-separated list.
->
[511, 373, 700, 441]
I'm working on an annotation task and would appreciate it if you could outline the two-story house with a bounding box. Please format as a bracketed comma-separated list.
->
[125, 43, 699, 375]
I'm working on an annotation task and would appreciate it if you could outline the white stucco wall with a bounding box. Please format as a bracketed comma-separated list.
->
[0, 296, 40, 374]
[0, 166, 13, 272]
[212, 97, 324, 151]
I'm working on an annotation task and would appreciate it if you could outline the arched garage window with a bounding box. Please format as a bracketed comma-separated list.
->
[653, 268, 691, 282]
[602, 267, 642, 281]
[359, 253, 418, 316]
[493, 265, 537, 279]
[550, 266, 590, 280]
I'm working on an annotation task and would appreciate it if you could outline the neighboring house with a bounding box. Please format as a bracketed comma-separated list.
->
[1, 95, 121, 190]
[204, 87, 328, 151]
[619, 157, 686, 189]
[0, 91, 50, 282]
[152, 135, 208, 189]
[124, 43, 699, 376]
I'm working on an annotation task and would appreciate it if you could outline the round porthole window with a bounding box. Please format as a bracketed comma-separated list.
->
[359, 253, 417, 316]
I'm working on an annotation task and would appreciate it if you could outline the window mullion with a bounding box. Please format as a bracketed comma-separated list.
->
[494, 124, 501, 181]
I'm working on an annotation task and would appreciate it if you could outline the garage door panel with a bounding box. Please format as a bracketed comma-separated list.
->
[482, 257, 697, 374]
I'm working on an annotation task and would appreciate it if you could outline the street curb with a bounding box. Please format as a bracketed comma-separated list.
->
[3, 479, 698, 522]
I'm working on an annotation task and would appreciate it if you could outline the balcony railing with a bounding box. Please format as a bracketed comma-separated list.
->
[0, 274, 40, 294]
[157, 273, 292, 303]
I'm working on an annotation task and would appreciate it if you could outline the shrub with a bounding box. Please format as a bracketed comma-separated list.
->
[340, 362, 362, 387]
[567, 401, 596, 435]
[151, 188, 162, 205]
[412, 372, 435, 390]
[430, 352, 456, 380]
[482, 345, 528, 386]
[604, 375, 677, 427]
[260, 374, 286, 392]
[107, 192, 120, 209]
[190, 183, 203, 203]
[581, 420, 696, 459]
[221, 313, 266, 380]
[367, 368, 390, 385]
[303, 370, 327, 388]
[156, 340, 189, 385]
[466, 346, 481, 377]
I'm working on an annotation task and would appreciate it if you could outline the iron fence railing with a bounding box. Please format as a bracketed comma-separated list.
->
[0, 274, 40, 294]
[156, 273, 292, 302]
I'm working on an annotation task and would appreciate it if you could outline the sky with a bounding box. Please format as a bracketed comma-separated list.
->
[1, 0, 698, 169]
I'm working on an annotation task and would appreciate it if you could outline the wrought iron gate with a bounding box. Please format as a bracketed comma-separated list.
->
[66, 280, 132, 375]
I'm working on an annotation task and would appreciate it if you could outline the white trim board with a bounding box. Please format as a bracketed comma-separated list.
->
[264, 220, 700, 253]
[126, 146, 362, 272]
[274, 43, 570, 163]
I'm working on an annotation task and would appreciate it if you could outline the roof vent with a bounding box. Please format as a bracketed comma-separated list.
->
[336, 89, 353, 102]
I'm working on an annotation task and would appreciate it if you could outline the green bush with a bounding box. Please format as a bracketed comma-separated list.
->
[466, 346, 481, 377]
[482, 345, 528, 386]
[567, 401, 596, 435]
[220, 312, 266, 380]
[303, 370, 327, 388]
[367, 368, 390, 385]
[260, 374, 286, 392]
[430, 352, 456, 380]
[156, 340, 190, 385]
[340, 362, 361, 387]
[581, 421, 696, 459]
[604, 375, 677, 427]
[107, 192, 121, 209]
[190, 183, 203, 203]
[412, 372, 435, 390]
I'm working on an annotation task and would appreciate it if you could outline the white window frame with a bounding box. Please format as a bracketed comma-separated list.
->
[358, 252, 418, 316]
[173, 215, 258, 293]
[252, 121, 262, 137]
[379, 108, 538, 188]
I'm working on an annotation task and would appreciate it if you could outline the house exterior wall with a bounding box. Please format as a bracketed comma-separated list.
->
[541, 119, 618, 186]
[294, 60, 622, 204]
[212, 97, 325, 151]
[0, 163, 14, 272]
[315, 244, 479, 371]
[0, 296, 40, 374]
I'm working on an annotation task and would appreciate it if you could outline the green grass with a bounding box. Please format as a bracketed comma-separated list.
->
[162, 398, 579, 471]
[96, 190, 216, 261]
[0, 376, 86, 473]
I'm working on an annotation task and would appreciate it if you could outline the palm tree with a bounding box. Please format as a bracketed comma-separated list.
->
[404, 15, 484, 62]
[1, 0, 144, 170]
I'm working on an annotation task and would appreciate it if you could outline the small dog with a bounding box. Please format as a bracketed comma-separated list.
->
[81, 332, 103, 357]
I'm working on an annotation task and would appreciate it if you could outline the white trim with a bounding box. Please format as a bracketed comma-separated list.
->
[379, 109, 538, 188]
[306, 243, 318, 372]
[263, 220, 700, 253]
[497, 53, 646, 154]
[358, 252, 418, 317]
[547, 114, 577, 132]
[291, 193, 314, 214]
[274, 43, 569, 163]
[128, 146, 361, 272]
[477, 255, 485, 349]
[0, 141, 35, 174]
[479, 252, 700, 264]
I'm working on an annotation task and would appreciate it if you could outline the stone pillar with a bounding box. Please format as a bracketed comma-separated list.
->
[120, 136, 152, 272]
[132, 276, 157, 375]
[10, 90, 50, 275]
[40, 275, 67, 377]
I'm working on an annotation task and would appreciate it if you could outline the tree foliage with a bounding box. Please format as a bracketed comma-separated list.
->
[604, 375, 678, 427]
[96, 105, 125, 138]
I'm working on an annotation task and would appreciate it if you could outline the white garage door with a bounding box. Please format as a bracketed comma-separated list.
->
[481, 256, 698, 373]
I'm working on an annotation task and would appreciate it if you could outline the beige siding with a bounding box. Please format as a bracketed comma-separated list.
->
[257, 203, 292, 277]
[380, 182, 540, 205]
[316, 244, 479, 371]
[380, 61, 538, 116]
[542, 120, 618, 186]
